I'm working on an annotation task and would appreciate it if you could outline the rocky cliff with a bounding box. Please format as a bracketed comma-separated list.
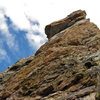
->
[0, 10, 100, 100]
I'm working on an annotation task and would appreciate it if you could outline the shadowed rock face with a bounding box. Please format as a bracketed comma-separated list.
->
[0, 10, 100, 100]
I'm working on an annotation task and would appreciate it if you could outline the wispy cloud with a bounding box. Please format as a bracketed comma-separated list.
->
[25, 14, 47, 50]
[0, 8, 19, 51]
[0, 8, 20, 71]
[0, 48, 8, 60]
[0, 0, 100, 33]
[0, 0, 100, 72]
[0, 7, 47, 56]
[26, 31, 47, 50]
[0, 7, 47, 71]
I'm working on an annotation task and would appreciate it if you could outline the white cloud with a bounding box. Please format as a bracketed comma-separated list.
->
[0, 48, 7, 56]
[0, 48, 8, 60]
[0, 8, 19, 51]
[0, 47, 11, 65]
[26, 32, 41, 49]
[22, 12, 47, 50]
[0, 0, 100, 71]
[0, 7, 46, 55]
[0, 0, 100, 51]
[0, 0, 100, 32]
[26, 29, 47, 50]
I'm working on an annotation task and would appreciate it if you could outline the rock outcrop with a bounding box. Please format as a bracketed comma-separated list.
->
[0, 55, 34, 94]
[0, 10, 100, 100]
[45, 10, 86, 39]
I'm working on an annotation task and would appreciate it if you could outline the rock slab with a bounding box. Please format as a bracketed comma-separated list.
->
[45, 10, 86, 39]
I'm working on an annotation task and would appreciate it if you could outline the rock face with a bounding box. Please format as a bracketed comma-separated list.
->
[0, 10, 100, 100]
[0, 55, 34, 95]
[45, 10, 86, 39]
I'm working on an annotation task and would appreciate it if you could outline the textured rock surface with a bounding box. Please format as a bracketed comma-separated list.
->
[0, 55, 34, 94]
[45, 10, 86, 39]
[0, 10, 100, 100]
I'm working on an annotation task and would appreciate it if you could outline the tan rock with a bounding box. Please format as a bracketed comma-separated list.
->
[45, 10, 86, 39]
[0, 10, 100, 100]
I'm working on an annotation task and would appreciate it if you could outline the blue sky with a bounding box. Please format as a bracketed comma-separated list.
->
[0, 10, 47, 72]
[0, 0, 100, 72]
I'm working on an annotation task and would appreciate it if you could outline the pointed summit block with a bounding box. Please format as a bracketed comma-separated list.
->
[45, 10, 86, 39]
